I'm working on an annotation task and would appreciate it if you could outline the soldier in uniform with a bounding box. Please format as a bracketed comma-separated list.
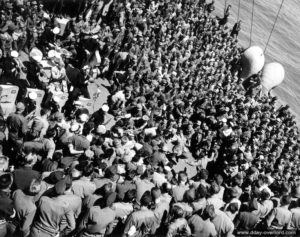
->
[0, 23, 15, 58]
[13, 14, 27, 52]
[27, 11, 38, 50]
[4, 2, 13, 21]
[0, 11, 7, 31]
[37, 3, 46, 20]
[71, 15, 85, 44]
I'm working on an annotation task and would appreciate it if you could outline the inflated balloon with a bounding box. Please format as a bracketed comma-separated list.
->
[240, 46, 265, 79]
[261, 62, 285, 91]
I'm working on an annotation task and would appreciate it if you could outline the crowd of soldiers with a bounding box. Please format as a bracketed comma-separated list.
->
[0, 0, 300, 237]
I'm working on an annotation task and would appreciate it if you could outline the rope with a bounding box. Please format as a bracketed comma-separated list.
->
[224, 0, 227, 14]
[249, 0, 255, 47]
[237, 0, 241, 21]
[264, 0, 285, 53]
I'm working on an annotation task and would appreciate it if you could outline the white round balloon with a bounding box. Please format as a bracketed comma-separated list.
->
[240, 46, 265, 79]
[261, 62, 285, 91]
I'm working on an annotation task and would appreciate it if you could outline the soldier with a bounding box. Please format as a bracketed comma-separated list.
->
[4, 2, 13, 21]
[37, 2, 46, 19]
[0, 11, 7, 31]
[0, 23, 15, 57]
[26, 11, 38, 50]
[13, 14, 27, 52]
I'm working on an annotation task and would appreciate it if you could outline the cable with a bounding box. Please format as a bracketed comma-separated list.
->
[237, 0, 241, 21]
[249, 0, 255, 47]
[264, 0, 285, 53]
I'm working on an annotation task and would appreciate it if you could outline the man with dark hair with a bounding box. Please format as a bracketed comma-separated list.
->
[13, 179, 41, 236]
[113, 189, 136, 220]
[6, 102, 27, 155]
[55, 176, 82, 235]
[256, 188, 273, 219]
[234, 198, 260, 230]
[152, 187, 170, 235]
[94, 164, 119, 191]
[266, 194, 292, 229]
[123, 191, 157, 237]
[71, 163, 96, 199]
[289, 198, 300, 229]
[172, 171, 189, 202]
[77, 192, 117, 236]
[203, 204, 234, 237]
[41, 152, 62, 172]
[24, 128, 57, 160]
[188, 209, 217, 237]
[12, 151, 41, 191]
[66, 123, 90, 157]
[27, 107, 50, 139]
[111, 189, 136, 235]
[42, 128, 56, 159]
[0, 173, 15, 237]
[30, 177, 76, 237]
[116, 169, 136, 201]
[166, 205, 191, 237]
[135, 168, 155, 204]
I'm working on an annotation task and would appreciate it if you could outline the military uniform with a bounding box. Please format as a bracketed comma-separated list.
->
[13, 16, 27, 52]
[0, 31, 13, 57]
[26, 13, 38, 50]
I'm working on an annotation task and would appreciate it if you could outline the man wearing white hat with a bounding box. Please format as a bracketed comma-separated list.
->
[90, 104, 113, 127]
[10, 50, 26, 79]
[66, 123, 90, 158]
[66, 100, 90, 121]
[24, 91, 38, 117]
[48, 95, 61, 114]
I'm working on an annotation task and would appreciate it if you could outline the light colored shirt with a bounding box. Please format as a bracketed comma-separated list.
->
[153, 172, 167, 187]
[224, 198, 241, 221]
[81, 206, 116, 235]
[173, 202, 193, 218]
[42, 138, 56, 159]
[31, 196, 75, 236]
[192, 198, 207, 213]
[113, 202, 134, 219]
[256, 199, 274, 219]
[290, 207, 300, 229]
[211, 210, 235, 237]
[13, 190, 37, 237]
[28, 116, 49, 138]
[135, 178, 155, 203]
[267, 206, 292, 229]
[123, 207, 157, 237]
[166, 218, 191, 237]
[188, 214, 217, 237]
[71, 177, 96, 199]
[172, 183, 189, 202]
[207, 195, 225, 210]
